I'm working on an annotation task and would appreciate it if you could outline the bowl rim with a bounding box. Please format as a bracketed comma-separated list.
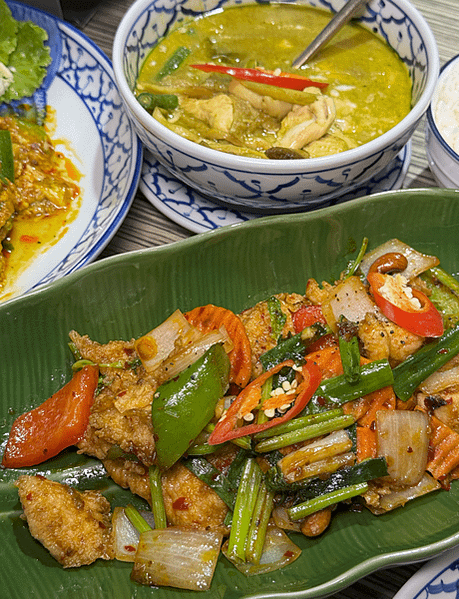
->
[113, 0, 439, 170]
[426, 53, 459, 163]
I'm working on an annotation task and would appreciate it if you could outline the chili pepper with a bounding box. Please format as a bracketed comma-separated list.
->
[208, 359, 322, 444]
[156, 46, 191, 80]
[151, 343, 230, 470]
[293, 305, 326, 333]
[137, 92, 179, 112]
[2, 364, 99, 468]
[190, 64, 328, 90]
[367, 271, 444, 338]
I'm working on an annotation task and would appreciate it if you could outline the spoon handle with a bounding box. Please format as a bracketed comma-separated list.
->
[291, 0, 368, 68]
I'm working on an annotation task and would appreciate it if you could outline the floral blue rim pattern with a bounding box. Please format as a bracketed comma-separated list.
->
[118, 0, 434, 211]
[393, 546, 459, 599]
[4, 1, 143, 292]
[139, 143, 411, 232]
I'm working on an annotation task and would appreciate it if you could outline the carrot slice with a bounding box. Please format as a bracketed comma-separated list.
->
[185, 304, 252, 387]
[356, 426, 377, 462]
[425, 413, 459, 480]
[357, 386, 396, 428]
[2, 365, 99, 468]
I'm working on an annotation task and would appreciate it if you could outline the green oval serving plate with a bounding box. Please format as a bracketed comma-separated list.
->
[1, 188, 459, 599]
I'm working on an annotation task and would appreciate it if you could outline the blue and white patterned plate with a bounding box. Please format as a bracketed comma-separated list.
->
[393, 546, 459, 599]
[1, 1, 142, 302]
[140, 142, 411, 233]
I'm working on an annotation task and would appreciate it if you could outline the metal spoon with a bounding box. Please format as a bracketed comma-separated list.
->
[291, 0, 369, 68]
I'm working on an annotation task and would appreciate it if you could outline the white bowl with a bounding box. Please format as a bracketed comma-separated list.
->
[425, 54, 459, 188]
[113, 0, 439, 213]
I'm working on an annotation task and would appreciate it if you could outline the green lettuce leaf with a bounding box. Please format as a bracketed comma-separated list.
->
[1, 20, 51, 102]
[0, 0, 18, 65]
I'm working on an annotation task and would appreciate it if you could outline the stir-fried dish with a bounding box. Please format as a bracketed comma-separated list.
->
[135, 3, 412, 159]
[4, 238, 459, 591]
[0, 0, 80, 292]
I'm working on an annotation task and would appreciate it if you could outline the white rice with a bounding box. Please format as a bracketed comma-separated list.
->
[433, 57, 459, 155]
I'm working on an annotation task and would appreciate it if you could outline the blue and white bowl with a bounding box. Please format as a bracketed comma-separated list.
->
[425, 54, 459, 189]
[113, 0, 439, 213]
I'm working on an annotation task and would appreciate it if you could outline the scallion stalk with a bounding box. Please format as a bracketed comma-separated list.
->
[393, 325, 459, 401]
[149, 465, 167, 529]
[226, 458, 263, 561]
[245, 481, 274, 565]
[254, 414, 355, 452]
[307, 359, 394, 413]
[287, 482, 369, 520]
[253, 407, 344, 440]
[125, 504, 153, 534]
[338, 332, 361, 384]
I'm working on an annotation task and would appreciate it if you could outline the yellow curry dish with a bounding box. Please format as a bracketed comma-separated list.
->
[0, 116, 80, 292]
[5, 238, 459, 591]
[135, 3, 412, 159]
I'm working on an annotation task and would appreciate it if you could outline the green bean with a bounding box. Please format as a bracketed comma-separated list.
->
[155, 46, 191, 80]
[137, 92, 179, 112]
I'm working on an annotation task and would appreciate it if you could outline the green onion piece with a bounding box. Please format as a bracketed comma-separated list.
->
[338, 333, 361, 384]
[260, 331, 309, 371]
[393, 325, 459, 401]
[307, 359, 394, 413]
[137, 92, 179, 112]
[254, 414, 355, 452]
[245, 481, 274, 565]
[267, 296, 287, 341]
[253, 407, 344, 440]
[0, 130, 14, 185]
[266, 456, 388, 497]
[155, 46, 191, 80]
[342, 237, 368, 279]
[287, 482, 369, 520]
[149, 466, 167, 529]
[226, 458, 263, 561]
[125, 504, 153, 534]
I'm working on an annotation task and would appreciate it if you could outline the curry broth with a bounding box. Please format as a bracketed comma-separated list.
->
[136, 3, 412, 158]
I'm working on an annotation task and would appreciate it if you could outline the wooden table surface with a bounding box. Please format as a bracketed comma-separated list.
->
[77, 0, 458, 596]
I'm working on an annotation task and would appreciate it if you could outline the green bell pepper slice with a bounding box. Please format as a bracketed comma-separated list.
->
[151, 343, 230, 470]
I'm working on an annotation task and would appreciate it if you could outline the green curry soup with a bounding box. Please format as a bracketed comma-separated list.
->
[136, 3, 412, 159]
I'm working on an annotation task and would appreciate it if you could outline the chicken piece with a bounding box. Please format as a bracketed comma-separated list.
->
[161, 462, 229, 535]
[70, 331, 157, 465]
[228, 80, 293, 119]
[15, 475, 113, 568]
[103, 457, 152, 503]
[277, 96, 336, 150]
[180, 94, 234, 133]
[358, 312, 424, 366]
[239, 292, 306, 378]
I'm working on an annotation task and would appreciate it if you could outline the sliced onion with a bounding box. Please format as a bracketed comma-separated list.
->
[131, 527, 223, 590]
[420, 364, 459, 394]
[222, 522, 301, 576]
[279, 430, 353, 481]
[272, 506, 302, 532]
[378, 473, 441, 512]
[112, 507, 156, 562]
[134, 309, 191, 373]
[156, 326, 233, 380]
[360, 239, 439, 281]
[376, 410, 429, 486]
[323, 276, 379, 331]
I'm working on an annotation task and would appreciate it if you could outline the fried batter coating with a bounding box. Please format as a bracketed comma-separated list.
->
[104, 457, 230, 535]
[239, 292, 306, 378]
[15, 475, 114, 568]
[70, 331, 157, 465]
